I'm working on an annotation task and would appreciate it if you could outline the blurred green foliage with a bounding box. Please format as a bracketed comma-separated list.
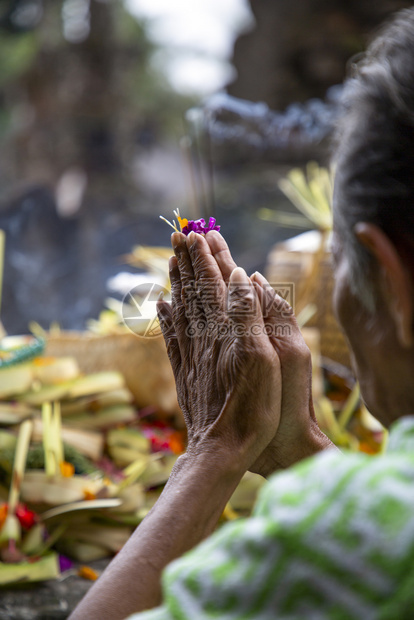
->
[0, 32, 36, 86]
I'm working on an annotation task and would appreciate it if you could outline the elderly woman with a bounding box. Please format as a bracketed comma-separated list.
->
[71, 8, 414, 620]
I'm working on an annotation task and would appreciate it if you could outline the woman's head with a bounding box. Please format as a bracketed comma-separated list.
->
[332, 8, 414, 424]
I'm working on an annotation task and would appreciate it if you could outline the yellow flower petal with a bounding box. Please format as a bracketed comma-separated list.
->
[178, 217, 188, 230]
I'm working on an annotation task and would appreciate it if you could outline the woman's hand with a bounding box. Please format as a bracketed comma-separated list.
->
[157, 231, 282, 470]
[249, 271, 333, 475]
[203, 230, 333, 477]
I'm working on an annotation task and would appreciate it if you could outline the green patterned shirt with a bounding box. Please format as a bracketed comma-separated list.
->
[128, 417, 414, 619]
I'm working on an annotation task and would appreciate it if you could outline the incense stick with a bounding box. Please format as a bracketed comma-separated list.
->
[188, 114, 208, 219]
[203, 121, 216, 219]
[180, 135, 200, 221]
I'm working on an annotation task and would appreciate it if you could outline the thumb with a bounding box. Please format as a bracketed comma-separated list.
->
[251, 270, 295, 323]
[228, 267, 264, 329]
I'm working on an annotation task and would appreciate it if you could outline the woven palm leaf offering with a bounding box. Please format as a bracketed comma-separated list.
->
[0, 236, 188, 575]
[0, 341, 188, 583]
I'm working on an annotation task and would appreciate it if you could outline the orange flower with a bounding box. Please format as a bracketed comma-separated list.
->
[83, 489, 96, 501]
[60, 461, 75, 477]
[177, 216, 188, 230]
[169, 431, 185, 455]
[359, 441, 378, 455]
[77, 565, 99, 581]
[0, 503, 8, 529]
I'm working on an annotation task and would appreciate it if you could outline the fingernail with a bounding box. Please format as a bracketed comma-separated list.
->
[171, 232, 182, 248]
[186, 231, 197, 244]
[252, 271, 267, 285]
[157, 290, 164, 301]
[230, 266, 249, 284]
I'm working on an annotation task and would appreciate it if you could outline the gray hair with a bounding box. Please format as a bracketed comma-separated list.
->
[332, 8, 414, 312]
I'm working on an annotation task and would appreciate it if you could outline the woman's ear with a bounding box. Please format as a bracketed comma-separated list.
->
[354, 222, 414, 347]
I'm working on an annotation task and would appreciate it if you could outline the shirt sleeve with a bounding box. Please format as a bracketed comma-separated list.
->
[128, 416, 414, 620]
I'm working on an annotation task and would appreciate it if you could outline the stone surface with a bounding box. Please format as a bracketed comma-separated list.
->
[0, 560, 110, 620]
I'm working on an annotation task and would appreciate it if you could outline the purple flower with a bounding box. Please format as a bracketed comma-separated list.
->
[181, 217, 220, 236]
[203, 217, 221, 234]
[181, 219, 204, 235]
[59, 554, 74, 572]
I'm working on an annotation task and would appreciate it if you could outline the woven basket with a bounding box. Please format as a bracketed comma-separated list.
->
[265, 234, 351, 368]
[45, 331, 180, 415]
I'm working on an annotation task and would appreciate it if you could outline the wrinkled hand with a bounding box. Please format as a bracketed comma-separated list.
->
[201, 231, 332, 476]
[249, 271, 332, 474]
[157, 231, 282, 469]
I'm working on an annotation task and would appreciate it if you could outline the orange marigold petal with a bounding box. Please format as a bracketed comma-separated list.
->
[169, 431, 185, 455]
[0, 503, 8, 529]
[358, 441, 377, 455]
[178, 217, 188, 230]
[83, 489, 96, 501]
[77, 565, 99, 581]
[60, 461, 75, 477]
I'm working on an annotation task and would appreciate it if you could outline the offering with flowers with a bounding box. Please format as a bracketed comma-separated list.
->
[160, 209, 220, 236]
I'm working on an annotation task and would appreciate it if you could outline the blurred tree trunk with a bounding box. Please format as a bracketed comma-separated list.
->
[1, 0, 152, 200]
[228, 0, 413, 109]
[9, 0, 121, 187]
